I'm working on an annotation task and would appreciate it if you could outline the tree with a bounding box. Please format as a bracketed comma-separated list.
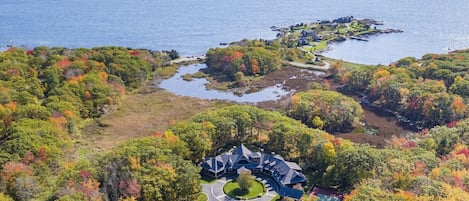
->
[205, 44, 281, 79]
[250, 58, 260, 75]
[234, 71, 247, 87]
[236, 170, 254, 192]
[168, 49, 179, 60]
[324, 145, 382, 192]
[99, 136, 199, 201]
[396, 57, 417, 67]
[0, 193, 13, 201]
[288, 90, 364, 132]
[430, 126, 459, 156]
[13, 175, 41, 201]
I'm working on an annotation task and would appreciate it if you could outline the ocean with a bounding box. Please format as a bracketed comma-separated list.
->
[1, 0, 468, 64]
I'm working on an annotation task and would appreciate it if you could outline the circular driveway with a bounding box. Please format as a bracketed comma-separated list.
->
[202, 174, 279, 201]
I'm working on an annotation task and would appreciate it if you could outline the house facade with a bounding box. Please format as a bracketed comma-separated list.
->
[201, 144, 306, 200]
[300, 30, 323, 42]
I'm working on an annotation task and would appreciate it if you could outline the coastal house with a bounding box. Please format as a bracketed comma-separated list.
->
[301, 30, 316, 37]
[319, 20, 331, 25]
[332, 16, 354, 24]
[201, 144, 307, 200]
[298, 37, 310, 46]
[301, 30, 322, 41]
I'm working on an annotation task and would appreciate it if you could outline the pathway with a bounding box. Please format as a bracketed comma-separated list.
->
[284, 61, 330, 72]
[202, 175, 279, 201]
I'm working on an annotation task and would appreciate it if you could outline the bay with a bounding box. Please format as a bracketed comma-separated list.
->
[1, 0, 468, 64]
[158, 64, 291, 103]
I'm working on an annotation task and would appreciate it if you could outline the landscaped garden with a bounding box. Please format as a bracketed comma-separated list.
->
[223, 179, 266, 200]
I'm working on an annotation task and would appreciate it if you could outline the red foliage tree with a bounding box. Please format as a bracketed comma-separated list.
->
[119, 179, 141, 199]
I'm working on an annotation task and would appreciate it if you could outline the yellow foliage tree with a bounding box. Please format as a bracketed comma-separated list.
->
[373, 69, 391, 80]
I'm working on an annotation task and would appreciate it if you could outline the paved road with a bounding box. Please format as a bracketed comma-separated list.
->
[202, 175, 279, 201]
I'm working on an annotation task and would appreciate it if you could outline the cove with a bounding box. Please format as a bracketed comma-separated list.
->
[158, 64, 291, 103]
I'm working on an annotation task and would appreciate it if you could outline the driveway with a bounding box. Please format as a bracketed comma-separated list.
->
[202, 174, 279, 201]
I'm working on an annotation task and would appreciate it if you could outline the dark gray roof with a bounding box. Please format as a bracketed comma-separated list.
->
[286, 161, 302, 171]
[201, 155, 224, 173]
[301, 30, 316, 36]
[257, 154, 306, 186]
[250, 152, 261, 158]
[279, 186, 304, 199]
[233, 144, 252, 157]
[201, 144, 307, 187]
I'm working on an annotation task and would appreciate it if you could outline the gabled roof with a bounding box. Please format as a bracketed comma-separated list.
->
[250, 152, 261, 158]
[285, 161, 302, 171]
[283, 170, 307, 185]
[233, 144, 252, 157]
[201, 156, 224, 173]
[231, 144, 255, 164]
[201, 144, 307, 187]
[259, 154, 306, 186]
[279, 186, 304, 200]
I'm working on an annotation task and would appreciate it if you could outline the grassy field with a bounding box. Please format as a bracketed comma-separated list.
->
[223, 180, 265, 200]
[83, 88, 229, 152]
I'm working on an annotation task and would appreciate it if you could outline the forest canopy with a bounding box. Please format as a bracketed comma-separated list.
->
[0, 47, 171, 200]
[288, 90, 364, 132]
[339, 49, 469, 129]
[2, 45, 469, 200]
[206, 44, 281, 79]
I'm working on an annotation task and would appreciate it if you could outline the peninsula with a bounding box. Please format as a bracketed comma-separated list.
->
[271, 16, 402, 53]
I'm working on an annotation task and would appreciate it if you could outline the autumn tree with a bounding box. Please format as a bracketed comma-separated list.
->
[250, 58, 260, 75]
[237, 170, 254, 192]
[205, 42, 281, 79]
[288, 90, 364, 132]
[99, 136, 199, 201]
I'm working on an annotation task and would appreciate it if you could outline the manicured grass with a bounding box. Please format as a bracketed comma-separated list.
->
[270, 194, 280, 201]
[223, 180, 265, 200]
[201, 176, 217, 184]
[311, 41, 327, 52]
[198, 193, 208, 201]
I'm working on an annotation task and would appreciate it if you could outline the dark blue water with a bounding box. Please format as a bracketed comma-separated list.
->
[1, 0, 469, 64]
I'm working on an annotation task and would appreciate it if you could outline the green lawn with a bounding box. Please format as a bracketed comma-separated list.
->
[270, 194, 280, 201]
[201, 176, 217, 184]
[198, 193, 208, 201]
[311, 41, 327, 52]
[223, 180, 265, 199]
